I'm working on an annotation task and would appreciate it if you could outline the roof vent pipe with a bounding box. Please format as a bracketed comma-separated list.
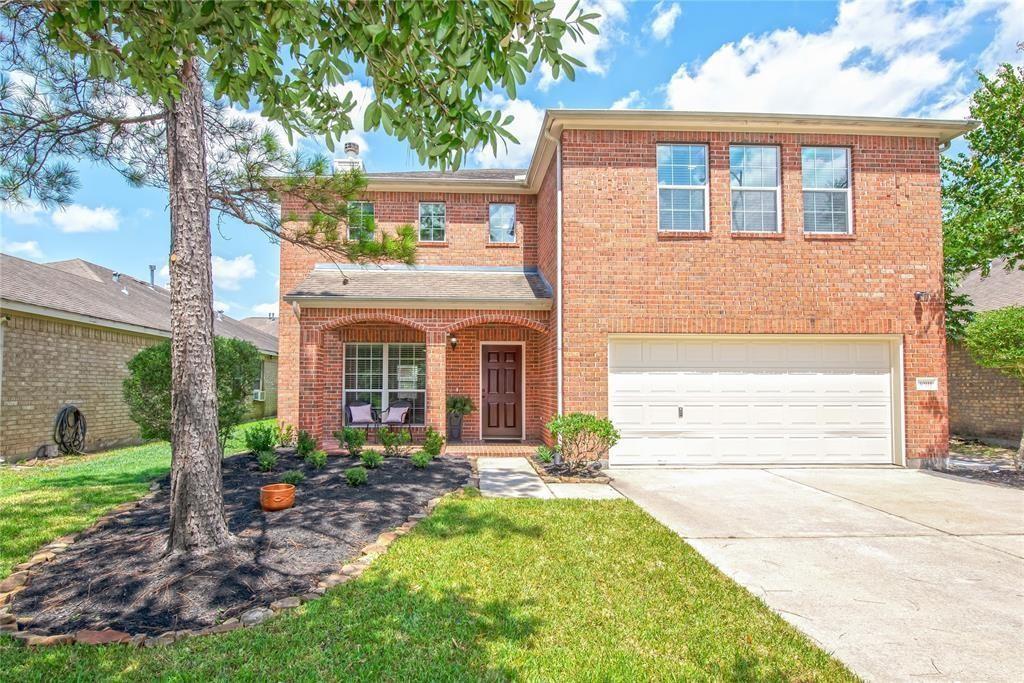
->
[149, 265, 156, 286]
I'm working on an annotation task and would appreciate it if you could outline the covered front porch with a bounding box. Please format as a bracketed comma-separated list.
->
[285, 264, 556, 451]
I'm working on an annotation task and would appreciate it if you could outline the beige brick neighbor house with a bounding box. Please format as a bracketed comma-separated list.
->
[278, 110, 975, 469]
[0, 255, 278, 461]
[949, 261, 1024, 447]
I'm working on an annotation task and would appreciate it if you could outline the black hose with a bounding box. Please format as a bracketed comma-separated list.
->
[53, 405, 87, 455]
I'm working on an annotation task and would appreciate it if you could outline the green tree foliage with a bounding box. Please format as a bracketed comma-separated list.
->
[546, 413, 620, 473]
[123, 338, 262, 452]
[963, 306, 1024, 469]
[943, 59, 1024, 337]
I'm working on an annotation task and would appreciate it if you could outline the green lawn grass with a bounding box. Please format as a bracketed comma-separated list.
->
[0, 419, 274, 578]
[0, 495, 855, 681]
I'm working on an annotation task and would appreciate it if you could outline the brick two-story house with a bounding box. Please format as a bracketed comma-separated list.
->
[278, 110, 974, 468]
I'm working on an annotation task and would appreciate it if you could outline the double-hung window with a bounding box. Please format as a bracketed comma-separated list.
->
[419, 202, 446, 242]
[657, 144, 709, 232]
[802, 147, 851, 233]
[488, 203, 516, 243]
[730, 145, 781, 232]
[347, 201, 375, 240]
[344, 343, 426, 425]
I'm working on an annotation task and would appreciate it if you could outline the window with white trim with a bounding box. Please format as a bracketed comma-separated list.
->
[419, 202, 446, 242]
[488, 203, 516, 243]
[344, 344, 425, 425]
[347, 201, 375, 240]
[657, 144, 709, 232]
[802, 147, 851, 233]
[254, 360, 264, 392]
[730, 145, 781, 232]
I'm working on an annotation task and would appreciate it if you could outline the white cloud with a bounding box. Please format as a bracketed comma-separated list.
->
[663, 0, 994, 117]
[212, 254, 257, 291]
[611, 90, 644, 109]
[213, 300, 231, 314]
[649, 2, 682, 42]
[1, 239, 44, 259]
[980, 0, 1024, 70]
[251, 302, 278, 316]
[471, 95, 545, 168]
[538, 0, 628, 90]
[51, 204, 120, 233]
[0, 201, 45, 226]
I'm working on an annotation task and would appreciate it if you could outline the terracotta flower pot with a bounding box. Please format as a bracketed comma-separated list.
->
[260, 483, 295, 512]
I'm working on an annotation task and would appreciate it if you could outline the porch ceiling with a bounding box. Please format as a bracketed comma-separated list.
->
[285, 265, 553, 311]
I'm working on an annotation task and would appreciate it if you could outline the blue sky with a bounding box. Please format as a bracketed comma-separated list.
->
[1, 0, 1021, 320]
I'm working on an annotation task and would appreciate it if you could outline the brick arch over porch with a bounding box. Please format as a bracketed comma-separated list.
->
[315, 312, 430, 335]
[444, 314, 550, 335]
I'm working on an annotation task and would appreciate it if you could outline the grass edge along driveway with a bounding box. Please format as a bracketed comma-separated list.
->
[0, 496, 855, 682]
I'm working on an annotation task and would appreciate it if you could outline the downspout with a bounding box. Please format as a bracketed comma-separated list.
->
[555, 140, 564, 417]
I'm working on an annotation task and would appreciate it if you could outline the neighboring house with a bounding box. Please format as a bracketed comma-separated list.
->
[0, 255, 278, 461]
[948, 260, 1024, 447]
[278, 111, 974, 469]
[240, 313, 278, 338]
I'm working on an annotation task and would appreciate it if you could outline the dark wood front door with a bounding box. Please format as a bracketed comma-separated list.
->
[481, 345, 522, 439]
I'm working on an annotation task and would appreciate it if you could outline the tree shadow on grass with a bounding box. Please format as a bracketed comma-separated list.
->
[0, 574, 541, 682]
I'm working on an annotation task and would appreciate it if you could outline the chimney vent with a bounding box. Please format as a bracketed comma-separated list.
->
[332, 141, 364, 173]
[149, 265, 156, 286]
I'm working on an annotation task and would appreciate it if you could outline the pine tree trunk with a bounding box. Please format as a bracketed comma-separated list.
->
[165, 57, 232, 553]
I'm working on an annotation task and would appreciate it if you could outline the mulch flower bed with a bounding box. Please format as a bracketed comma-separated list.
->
[527, 457, 610, 484]
[3, 451, 470, 642]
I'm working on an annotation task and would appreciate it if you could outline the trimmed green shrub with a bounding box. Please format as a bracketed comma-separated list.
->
[257, 450, 278, 472]
[123, 337, 261, 453]
[546, 413, 621, 474]
[411, 451, 431, 468]
[378, 426, 412, 457]
[345, 466, 368, 486]
[276, 423, 295, 447]
[305, 449, 328, 470]
[536, 445, 555, 463]
[244, 422, 278, 454]
[296, 429, 317, 458]
[281, 470, 305, 485]
[422, 426, 445, 457]
[335, 427, 366, 457]
[361, 451, 383, 469]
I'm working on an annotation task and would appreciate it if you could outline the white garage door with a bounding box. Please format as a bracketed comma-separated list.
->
[608, 337, 898, 467]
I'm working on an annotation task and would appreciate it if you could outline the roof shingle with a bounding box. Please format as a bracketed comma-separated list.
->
[955, 259, 1024, 313]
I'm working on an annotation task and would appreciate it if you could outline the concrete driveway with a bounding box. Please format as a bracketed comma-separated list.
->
[611, 468, 1024, 682]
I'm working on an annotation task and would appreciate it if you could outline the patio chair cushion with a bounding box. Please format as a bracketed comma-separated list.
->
[381, 405, 409, 424]
[349, 403, 374, 424]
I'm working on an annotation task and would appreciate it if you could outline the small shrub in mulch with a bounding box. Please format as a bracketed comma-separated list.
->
[345, 466, 369, 486]
[8, 452, 470, 636]
[360, 451, 383, 469]
[411, 451, 432, 468]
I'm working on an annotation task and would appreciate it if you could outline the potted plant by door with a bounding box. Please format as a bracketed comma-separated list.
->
[446, 395, 475, 442]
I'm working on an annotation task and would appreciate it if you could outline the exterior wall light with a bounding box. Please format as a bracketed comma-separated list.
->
[449, 336, 458, 349]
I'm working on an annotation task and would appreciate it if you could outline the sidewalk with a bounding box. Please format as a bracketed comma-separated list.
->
[477, 457, 621, 500]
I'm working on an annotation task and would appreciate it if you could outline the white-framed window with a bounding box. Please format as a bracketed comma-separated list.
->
[802, 147, 852, 234]
[488, 203, 516, 243]
[730, 145, 781, 233]
[657, 144, 709, 232]
[419, 202, 446, 242]
[254, 360, 265, 392]
[347, 200, 375, 240]
[344, 343, 426, 425]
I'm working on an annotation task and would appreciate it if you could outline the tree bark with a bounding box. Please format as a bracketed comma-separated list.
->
[165, 57, 232, 553]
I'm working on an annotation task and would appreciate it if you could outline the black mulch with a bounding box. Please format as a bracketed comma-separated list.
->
[536, 460, 608, 481]
[942, 467, 1024, 489]
[12, 452, 471, 636]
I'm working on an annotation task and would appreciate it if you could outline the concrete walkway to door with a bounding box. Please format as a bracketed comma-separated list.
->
[611, 467, 1024, 683]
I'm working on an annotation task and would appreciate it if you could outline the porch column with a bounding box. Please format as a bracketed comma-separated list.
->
[297, 326, 323, 444]
[426, 332, 447, 434]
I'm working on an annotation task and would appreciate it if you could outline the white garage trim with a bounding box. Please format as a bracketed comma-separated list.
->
[607, 334, 905, 468]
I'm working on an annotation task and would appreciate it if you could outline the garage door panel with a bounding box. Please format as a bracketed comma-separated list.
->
[608, 337, 896, 467]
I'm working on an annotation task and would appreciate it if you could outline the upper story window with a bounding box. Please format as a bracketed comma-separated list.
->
[419, 202, 446, 242]
[802, 147, 851, 234]
[730, 145, 780, 233]
[657, 144, 708, 232]
[488, 203, 516, 243]
[347, 201, 375, 240]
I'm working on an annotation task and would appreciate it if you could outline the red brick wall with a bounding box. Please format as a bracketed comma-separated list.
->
[948, 340, 1024, 444]
[289, 308, 552, 444]
[558, 129, 949, 463]
[277, 191, 540, 430]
